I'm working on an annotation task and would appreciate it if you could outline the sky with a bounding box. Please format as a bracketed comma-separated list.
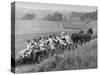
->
[15, 1, 97, 12]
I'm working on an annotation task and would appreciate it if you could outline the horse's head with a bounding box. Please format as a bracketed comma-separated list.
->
[79, 30, 84, 34]
[87, 28, 93, 34]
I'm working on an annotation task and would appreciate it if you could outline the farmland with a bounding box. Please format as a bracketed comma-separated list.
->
[11, 2, 98, 73]
[15, 39, 97, 73]
[14, 19, 97, 73]
[15, 20, 97, 58]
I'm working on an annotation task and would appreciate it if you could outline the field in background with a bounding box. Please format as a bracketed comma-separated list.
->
[15, 20, 97, 57]
[14, 18, 97, 73]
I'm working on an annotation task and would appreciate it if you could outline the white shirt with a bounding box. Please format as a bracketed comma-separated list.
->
[26, 43, 31, 50]
[48, 38, 55, 49]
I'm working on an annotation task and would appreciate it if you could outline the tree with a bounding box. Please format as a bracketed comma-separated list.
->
[21, 13, 36, 20]
[43, 12, 63, 21]
[80, 11, 97, 22]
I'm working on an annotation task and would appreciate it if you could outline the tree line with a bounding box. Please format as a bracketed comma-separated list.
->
[20, 10, 97, 21]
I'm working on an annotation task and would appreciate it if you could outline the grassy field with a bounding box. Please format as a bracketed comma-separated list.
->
[15, 20, 78, 57]
[14, 19, 97, 73]
[15, 20, 97, 57]
[15, 39, 97, 73]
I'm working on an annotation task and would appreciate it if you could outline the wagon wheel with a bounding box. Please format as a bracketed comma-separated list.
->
[58, 44, 63, 54]
[56, 45, 61, 54]
[37, 53, 45, 63]
[30, 52, 36, 62]
[47, 49, 52, 57]
[43, 50, 49, 59]
[47, 49, 51, 57]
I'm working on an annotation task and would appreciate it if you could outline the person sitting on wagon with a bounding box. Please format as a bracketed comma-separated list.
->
[43, 37, 49, 48]
[31, 39, 38, 48]
[26, 40, 31, 50]
[48, 35, 55, 50]
[60, 32, 67, 46]
[52, 34, 58, 42]
[60, 32, 66, 40]
[25, 40, 33, 56]
[19, 40, 32, 58]
[52, 35, 60, 46]
[30, 39, 35, 48]
[38, 37, 46, 51]
[64, 33, 72, 44]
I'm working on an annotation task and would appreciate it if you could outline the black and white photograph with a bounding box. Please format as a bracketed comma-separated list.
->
[11, 1, 97, 73]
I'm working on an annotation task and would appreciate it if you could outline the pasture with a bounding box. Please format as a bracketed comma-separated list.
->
[15, 20, 77, 57]
[11, 2, 98, 73]
[15, 20, 97, 58]
[14, 19, 97, 73]
[15, 39, 97, 73]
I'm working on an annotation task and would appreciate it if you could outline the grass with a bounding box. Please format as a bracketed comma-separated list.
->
[15, 29, 79, 57]
[15, 20, 97, 58]
[14, 20, 97, 73]
[15, 39, 97, 73]
[38, 39, 97, 72]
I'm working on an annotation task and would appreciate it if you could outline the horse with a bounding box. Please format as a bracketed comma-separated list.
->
[71, 28, 93, 49]
[82, 28, 93, 43]
[71, 30, 85, 49]
[71, 33, 79, 49]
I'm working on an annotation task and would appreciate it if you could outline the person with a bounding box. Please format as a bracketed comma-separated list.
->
[19, 49, 26, 58]
[38, 37, 46, 51]
[60, 32, 65, 39]
[47, 35, 56, 56]
[26, 40, 31, 50]
[64, 33, 72, 43]
[48, 35, 55, 50]
[64, 33, 73, 50]
[30, 39, 35, 48]
[18, 40, 31, 58]
[44, 37, 49, 48]
[31, 39, 38, 47]
[24, 40, 32, 57]
[54, 35, 61, 45]
[60, 32, 67, 46]
[60, 32, 71, 43]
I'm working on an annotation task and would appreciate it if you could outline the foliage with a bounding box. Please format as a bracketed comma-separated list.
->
[43, 12, 63, 21]
[80, 11, 97, 21]
[21, 13, 36, 20]
[15, 39, 97, 73]
[39, 40, 97, 72]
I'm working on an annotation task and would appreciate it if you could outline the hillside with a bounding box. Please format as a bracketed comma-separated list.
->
[15, 20, 97, 58]
[15, 39, 97, 73]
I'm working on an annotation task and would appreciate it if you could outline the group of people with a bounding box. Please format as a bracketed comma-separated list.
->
[19, 32, 73, 58]
[18, 28, 93, 59]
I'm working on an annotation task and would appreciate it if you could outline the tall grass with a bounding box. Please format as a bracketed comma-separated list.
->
[15, 39, 97, 73]
[38, 39, 97, 72]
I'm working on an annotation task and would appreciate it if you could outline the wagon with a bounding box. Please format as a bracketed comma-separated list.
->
[29, 49, 49, 63]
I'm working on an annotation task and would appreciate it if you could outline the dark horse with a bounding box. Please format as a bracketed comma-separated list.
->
[82, 28, 93, 43]
[71, 28, 93, 49]
[71, 32, 83, 49]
